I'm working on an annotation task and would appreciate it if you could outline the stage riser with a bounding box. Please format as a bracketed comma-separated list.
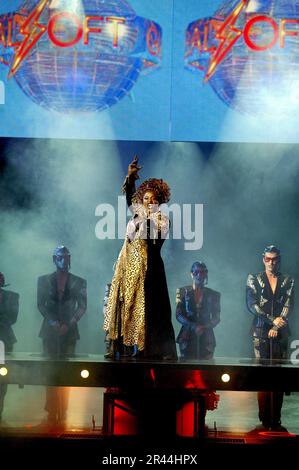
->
[1, 360, 299, 390]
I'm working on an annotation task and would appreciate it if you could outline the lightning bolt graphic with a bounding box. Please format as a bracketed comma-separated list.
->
[205, 0, 249, 82]
[9, 0, 50, 77]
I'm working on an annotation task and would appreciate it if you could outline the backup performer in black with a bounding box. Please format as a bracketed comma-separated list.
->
[176, 261, 221, 360]
[246, 245, 294, 430]
[37, 246, 87, 424]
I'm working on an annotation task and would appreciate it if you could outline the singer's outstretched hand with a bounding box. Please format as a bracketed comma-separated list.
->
[128, 155, 142, 180]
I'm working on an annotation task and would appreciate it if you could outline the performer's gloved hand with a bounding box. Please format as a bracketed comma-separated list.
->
[128, 155, 142, 181]
[59, 323, 69, 336]
[268, 328, 278, 338]
[273, 317, 286, 328]
[195, 324, 205, 336]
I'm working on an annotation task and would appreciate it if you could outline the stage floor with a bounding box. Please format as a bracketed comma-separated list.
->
[2, 353, 299, 390]
[5, 352, 299, 366]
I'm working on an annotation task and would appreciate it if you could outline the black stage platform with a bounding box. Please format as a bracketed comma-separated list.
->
[1, 353, 299, 391]
[1, 353, 299, 464]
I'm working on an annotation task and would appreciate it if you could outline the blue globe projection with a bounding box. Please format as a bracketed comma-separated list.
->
[0, 0, 162, 113]
[185, 0, 299, 115]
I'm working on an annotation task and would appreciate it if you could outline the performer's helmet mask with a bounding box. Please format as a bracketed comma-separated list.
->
[53, 246, 71, 271]
[190, 261, 208, 285]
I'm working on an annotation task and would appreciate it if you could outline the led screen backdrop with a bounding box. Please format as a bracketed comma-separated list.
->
[0, 0, 173, 140]
[172, 0, 299, 143]
[1, 0, 299, 143]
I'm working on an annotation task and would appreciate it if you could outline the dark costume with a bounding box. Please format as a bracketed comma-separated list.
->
[37, 271, 87, 423]
[0, 288, 19, 421]
[246, 271, 294, 427]
[38, 272, 87, 358]
[176, 286, 220, 359]
[104, 177, 177, 359]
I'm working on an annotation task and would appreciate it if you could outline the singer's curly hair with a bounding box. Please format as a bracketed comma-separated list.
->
[132, 178, 171, 205]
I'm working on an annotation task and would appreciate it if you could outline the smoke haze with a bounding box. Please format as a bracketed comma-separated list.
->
[1, 138, 298, 358]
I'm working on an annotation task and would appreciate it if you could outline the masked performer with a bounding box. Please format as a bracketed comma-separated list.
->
[37, 246, 87, 424]
[176, 262, 220, 359]
[104, 156, 177, 360]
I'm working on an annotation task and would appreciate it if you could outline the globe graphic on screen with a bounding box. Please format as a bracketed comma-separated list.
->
[187, 0, 299, 115]
[8, 0, 161, 113]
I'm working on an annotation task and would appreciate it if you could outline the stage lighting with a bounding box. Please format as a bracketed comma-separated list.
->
[0, 367, 8, 377]
[80, 369, 90, 379]
[221, 373, 230, 383]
